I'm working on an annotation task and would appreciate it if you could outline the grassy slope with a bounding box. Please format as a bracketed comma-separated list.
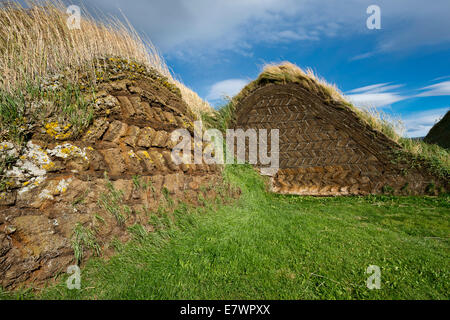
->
[3, 165, 448, 300]
[425, 110, 450, 149]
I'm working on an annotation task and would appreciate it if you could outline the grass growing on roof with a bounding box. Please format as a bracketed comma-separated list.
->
[0, 0, 166, 93]
[395, 138, 450, 180]
[0, 0, 210, 119]
[233, 62, 346, 105]
[0, 81, 94, 143]
[201, 99, 236, 133]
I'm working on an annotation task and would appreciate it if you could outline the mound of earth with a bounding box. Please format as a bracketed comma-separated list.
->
[424, 110, 450, 149]
[230, 64, 448, 196]
[0, 60, 236, 290]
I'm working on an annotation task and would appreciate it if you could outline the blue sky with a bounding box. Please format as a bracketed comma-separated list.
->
[66, 0, 449, 137]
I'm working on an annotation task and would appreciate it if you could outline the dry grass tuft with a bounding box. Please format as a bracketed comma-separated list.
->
[234, 62, 346, 105]
[176, 81, 214, 116]
[262, 62, 345, 102]
[0, 0, 211, 116]
[351, 106, 405, 143]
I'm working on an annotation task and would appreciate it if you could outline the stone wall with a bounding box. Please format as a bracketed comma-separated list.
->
[0, 76, 234, 290]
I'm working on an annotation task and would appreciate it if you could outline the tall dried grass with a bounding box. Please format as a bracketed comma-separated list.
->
[175, 81, 214, 115]
[260, 62, 346, 103]
[0, 0, 211, 115]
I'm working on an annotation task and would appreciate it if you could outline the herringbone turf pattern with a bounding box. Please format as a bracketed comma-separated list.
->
[232, 83, 445, 195]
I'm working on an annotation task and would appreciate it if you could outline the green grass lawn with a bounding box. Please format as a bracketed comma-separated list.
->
[2, 165, 449, 300]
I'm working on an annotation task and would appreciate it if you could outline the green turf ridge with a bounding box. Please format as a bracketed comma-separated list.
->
[1, 164, 448, 300]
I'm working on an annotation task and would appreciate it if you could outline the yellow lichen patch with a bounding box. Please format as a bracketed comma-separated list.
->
[61, 147, 71, 155]
[5, 181, 14, 187]
[45, 122, 58, 136]
[59, 145, 78, 156]
[137, 151, 154, 164]
[47, 143, 89, 161]
[0, 142, 14, 151]
[45, 121, 73, 140]
[181, 119, 194, 130]
[128, 150, 141, 160]
[42, 162, 55, 170]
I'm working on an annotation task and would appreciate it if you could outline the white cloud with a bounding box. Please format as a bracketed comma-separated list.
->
[376, 1, 450, 53]
[347, 80, 450, 108]
[268, 30, 320, 42]
[402, 108, 449, 138]
[206, 79, 248, 102]
[346, 83, 406, 108]
[79, 0, 450, 58]
[80, 0, 305, 55]
[432, 75, 450, 82]
[347, 83, 389, 94]
[416, 81, 450, 97]
[347, 83, 404, 94]
[349, 52, 375, 61]
[347, 93, 404, 108]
